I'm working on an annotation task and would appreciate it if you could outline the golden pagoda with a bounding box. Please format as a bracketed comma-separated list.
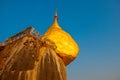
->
[44, 11, 79, 65]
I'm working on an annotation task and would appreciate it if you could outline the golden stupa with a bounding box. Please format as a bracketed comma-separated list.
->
[44, 11, 79, 65]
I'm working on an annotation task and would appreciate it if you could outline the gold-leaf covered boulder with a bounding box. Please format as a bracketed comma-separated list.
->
[0, 35, 66, 80]
[44, 12, 79, 65]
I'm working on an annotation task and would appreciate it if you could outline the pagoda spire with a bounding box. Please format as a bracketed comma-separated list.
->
[50, 9, 61, 28]
[54, 9, 58, 21]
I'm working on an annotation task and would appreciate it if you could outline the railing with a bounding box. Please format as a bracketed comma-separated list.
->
[6, 26, 41, 44]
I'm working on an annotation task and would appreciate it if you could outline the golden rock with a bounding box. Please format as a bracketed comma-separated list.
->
[44, 12, 79, 65]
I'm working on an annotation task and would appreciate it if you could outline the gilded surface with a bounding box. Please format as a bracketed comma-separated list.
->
[45, 16, 79, 65]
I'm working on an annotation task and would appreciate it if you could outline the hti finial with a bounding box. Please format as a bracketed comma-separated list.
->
[55, 8, 58, 17]
[54, 8, 58, 20]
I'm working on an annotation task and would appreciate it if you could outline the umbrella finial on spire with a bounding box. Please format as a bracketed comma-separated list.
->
[55, 8, 58, 17]
[54, 8, 58, 20]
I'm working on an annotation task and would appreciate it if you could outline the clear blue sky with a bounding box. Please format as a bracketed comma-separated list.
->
[0, 0, 120, 80]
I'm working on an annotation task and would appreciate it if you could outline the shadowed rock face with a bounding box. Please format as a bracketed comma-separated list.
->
[0, 34, 66, 80]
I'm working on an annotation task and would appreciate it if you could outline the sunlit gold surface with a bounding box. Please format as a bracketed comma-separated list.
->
[44, 15, 79, 65]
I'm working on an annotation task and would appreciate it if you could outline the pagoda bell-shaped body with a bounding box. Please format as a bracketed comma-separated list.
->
[44, 11, 80, 65]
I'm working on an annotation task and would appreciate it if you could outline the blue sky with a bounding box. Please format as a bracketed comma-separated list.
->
[0, 0, 120, 80]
